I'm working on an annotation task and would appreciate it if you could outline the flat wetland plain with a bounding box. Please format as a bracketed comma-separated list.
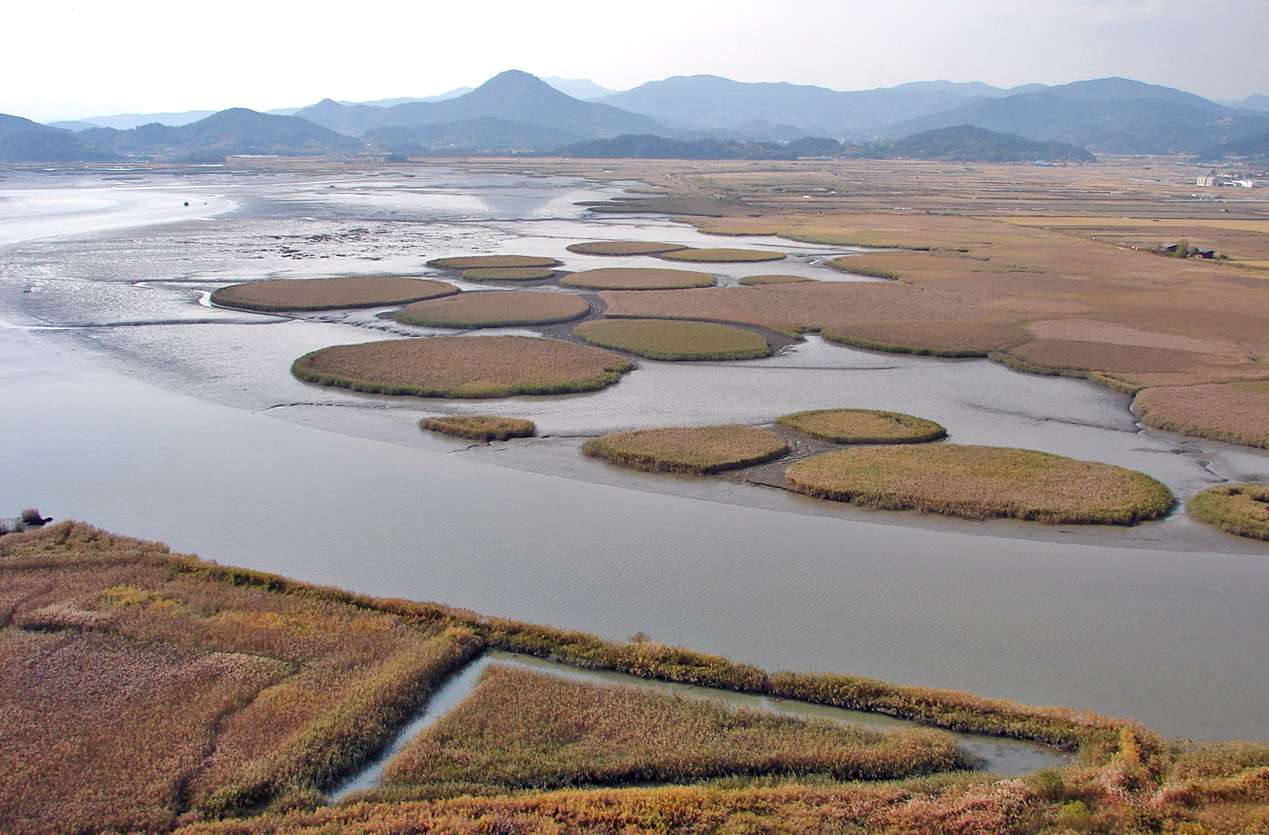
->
[3, 158, 1269, 834]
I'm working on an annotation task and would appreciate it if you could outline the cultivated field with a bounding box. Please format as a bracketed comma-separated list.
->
[209, 276, 457, 312]
[777, 408, 948, 444]
[377, 664, 966, 795]
[560, 267, 717, 290]
[583, 424, 788, 474]
[1188, 483, 1269, 540]
[292, 336, 634, 398]
[785, 444, 1175, 524]
[419, 415, 536, 441]
[658, 247, 787, 263]
[396, 290, 589, 328]
[574, 318, 771, 360]
[566, 240, 688, 256]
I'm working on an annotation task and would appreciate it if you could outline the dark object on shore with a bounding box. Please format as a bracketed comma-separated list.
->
[1, 509, 53, 536]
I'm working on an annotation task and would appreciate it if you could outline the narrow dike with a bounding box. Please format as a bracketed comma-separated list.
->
[329, 651, 1072, 801]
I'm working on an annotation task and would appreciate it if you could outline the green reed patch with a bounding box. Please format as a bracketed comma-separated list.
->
[210, 276, 457, 312]
[396, 290, 589, 328]
[566, 241, 689, 256]
[420, 416, 536, 442]
[1188, 483, 1269, 540]
[378, 665, 966, 795]
[292, 336, 633, 399]
[560, 268, 716, 291]
[583, 424, 788, 475]
[658, 248, 787, 263]
[574, 318, 770, 361]
[777, 409, 947, 444]
[785, 444, 1174, 524]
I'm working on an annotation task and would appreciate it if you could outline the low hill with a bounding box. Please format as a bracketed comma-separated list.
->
[551, 134, 797, 160]
[77, 108, 364, 159]
[884, 125, 1094, 162]
[366, 118, 578, 154]
[0, 113, 121, 162]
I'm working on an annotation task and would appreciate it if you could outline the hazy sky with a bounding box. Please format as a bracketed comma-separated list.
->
[5, 0, 1267, 121]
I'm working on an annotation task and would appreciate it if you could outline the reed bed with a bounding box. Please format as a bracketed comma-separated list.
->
[582, 424, 788, 474]
[574, 318, 771, 361]
[560, 267, 717, 291]
[379, 665, 966, 794]
[291, 336, 633, 398]
[1134, 382, 1269, 448]
[777, 408, 947, 444]
[566, 241, 688, 256]
[209, 276, 457, 312]
[460, 267, 556, 281]
[427, 255, 560, 269]
[784, 444, 1174, 524]
[658, 247, 787, 263]
[738, 273, 811, 285]
[395, 290, 589, 328]
[1188, 483, 1269, 540]
[420, 415, 536, 441]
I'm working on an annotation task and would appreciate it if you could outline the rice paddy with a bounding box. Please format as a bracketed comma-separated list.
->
[420, 415, 536, 442]
[427, 255, 560, 270]
[291, 335, 634, 398]
[565, 241, 688, 256]
[395, 290, 589, 328]
[738, 273, 811, 285]
[777, 409, 948, 444]
[658, 247, 787, 263]
[574, 318, 771, 360]
[209, 276, 458, 312]
[583, 424, 788, 474]
[784, 444, 1175, 524]
[559, 267, 717, 290]
[377, 665, 966, 795]
[459, 267, 556, 281]
[1188, 483, 1269, 540]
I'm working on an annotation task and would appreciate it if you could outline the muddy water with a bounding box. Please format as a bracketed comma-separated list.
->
[2, 166, 1268, 744]
[330, 651, 1073, 800]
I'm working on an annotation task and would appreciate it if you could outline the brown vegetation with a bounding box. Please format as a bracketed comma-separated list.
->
[1134, 382, 1269, 448]
[291, 336, 634, 398]
[1188, 483, 1269, 540]
[427, 255, 560, 269]
[785, 444, 1175, 524]
[209, 277, 457, 312]
[565, 241, 688, 256]
[777, 408, 947, 444]
[583, 424, 788, 474]
[574, 318, 771, 360]
[738, 273, 811, 285]
[658, 247, 787, 263]
[395, 290, 589, 328]
[419, 415, 536, 442]
[560, 267, 717, 291]
[459, 267, 556, 281]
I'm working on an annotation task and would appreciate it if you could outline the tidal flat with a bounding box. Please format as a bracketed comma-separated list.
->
[2, 163, 1269, 746]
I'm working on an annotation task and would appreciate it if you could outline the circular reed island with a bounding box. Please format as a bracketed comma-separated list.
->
[397, 290, 589, 328]
[292, 336, 633, 398]
[566, 241, 689, 256]
[560, 268, 716, 291]
[583, 424, 789, 475]
[658, 247, 787, 263]
[785, 444, 1175, 524]
[428, 255, 561, 270]
[1188, 483, 1269, 540]
[739, 274, 811, 285]
[777, 409, 946, 444]
[210, 276, 457, 312]
[461, 267, 557, 282]
[574, 319, 770, 361]
[420, 415, 535, 441]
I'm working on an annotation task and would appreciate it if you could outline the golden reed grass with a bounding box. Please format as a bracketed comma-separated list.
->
[658, 247, 787, 263]
[777, 408, 947, 444]
[574, 318, 770, 360]
[210, 276, 457, 312]
[419, 415, 535, 441]
[565, 241, 688, 256]
[583, 424, 788, 474]
[1135, 382, 1269, 449]
[1188, 483, 1269, 540]
[396, 290, 589, 328]
[560, 267, 717, 291]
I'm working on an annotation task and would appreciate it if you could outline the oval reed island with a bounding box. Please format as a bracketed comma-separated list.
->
[396, 290, 589, 329]
[658, 247, 787, 263]
[777, 409, 947, 444]
[566, 241, 689, 256]
[428, 255, 561, 270]
[292, 336, 633, 399]
[560, 267, 716, 291]
[461, 267, 557, 282]
[575, 319, 771, 361]
[1188, 483, 1269, 541]
[583, 424, 789, 475]
[209, 276, 458, 312]
[739, 274, 812, 285]
[785, 444, 1175, 524]
[420, 415, 536, 442]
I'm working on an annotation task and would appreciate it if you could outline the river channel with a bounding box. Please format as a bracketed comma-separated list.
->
[1, 164, 1267, 743]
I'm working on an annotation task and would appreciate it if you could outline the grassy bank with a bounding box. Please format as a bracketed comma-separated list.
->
[583, 424, 788, 474]
[1188, 483, 1269, 540]
[396, 290, 589, 328]
[777, 408, 947, 444]
[291, 336, 633, 398]
[784, 444, 1174, 524]
[574, 318, 771, 360]
[560, 267, 717, 290]
[210, 276, 457, 312]
[419, 415, 535, 442]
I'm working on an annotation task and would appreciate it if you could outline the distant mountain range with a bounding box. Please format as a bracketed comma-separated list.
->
[2, 70, 1266, 163]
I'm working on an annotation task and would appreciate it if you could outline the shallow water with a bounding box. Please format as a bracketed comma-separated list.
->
[2, 166, 1268, 744]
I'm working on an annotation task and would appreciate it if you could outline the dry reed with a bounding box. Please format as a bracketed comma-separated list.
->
[460, 267, 555, 281]
[777, 408, 947, 444]
[574, 318, 770, 360]
[210, 276, 457, 312]
[560, 267, 717, 290]
[396, 290, 589, 328]
[420, 415, 536, 441]
[583, 424, 788, 474]
[1188, 483, 1269, 540]
[658, 247, 787, 263]
[566, 241, 689, 256]
[1135, 382, 1269, 448]
[738, 274, 811, 285]
[427, 255, 560, 269]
